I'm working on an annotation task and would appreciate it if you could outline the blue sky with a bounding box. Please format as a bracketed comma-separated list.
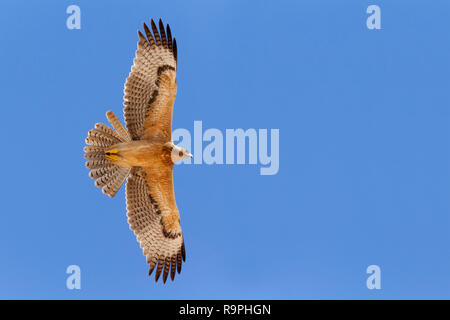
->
[0, 0, 449, 299]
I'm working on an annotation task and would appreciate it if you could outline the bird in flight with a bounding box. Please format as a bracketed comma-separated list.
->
[84, 19, 191, 283]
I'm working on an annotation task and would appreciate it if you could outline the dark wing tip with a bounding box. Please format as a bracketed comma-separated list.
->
[158, 19, 168, 48]
[162, 258, 170, 284]
[154, 260, 164, 282]
[177, 252, 182, 274]
[166, 24, 173, 50]
[150, 18, 161, 45]
[148, 248, 184, 283]
[140, 19, 177, 63]
[137, 30, 145, 42]
[173, 38, 177, 62]
[170, 256, 176, 281]
[148, 264, 156, 276]
[181, 241, 186, 262]
[142, 22, 155, 46]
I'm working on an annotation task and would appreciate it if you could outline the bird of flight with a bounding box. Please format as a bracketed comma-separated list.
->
[84, 19, 191, 283]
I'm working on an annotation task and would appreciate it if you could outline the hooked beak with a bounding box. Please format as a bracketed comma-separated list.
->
[187, 153, 193, 158]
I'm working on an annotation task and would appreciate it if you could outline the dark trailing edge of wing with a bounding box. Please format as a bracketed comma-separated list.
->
[138, 18, 177, 64]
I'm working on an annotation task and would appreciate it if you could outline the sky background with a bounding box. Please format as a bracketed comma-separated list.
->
[0, 0, 449, 299]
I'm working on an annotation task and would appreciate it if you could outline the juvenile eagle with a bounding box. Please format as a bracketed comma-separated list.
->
[84, 19, 191, 283]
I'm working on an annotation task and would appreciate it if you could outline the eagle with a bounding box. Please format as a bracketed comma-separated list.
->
[84, 19, 191, 283]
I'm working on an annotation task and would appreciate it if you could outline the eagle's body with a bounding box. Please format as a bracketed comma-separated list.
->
[84, 19, 190, 283]
[107, 140, 173, 168]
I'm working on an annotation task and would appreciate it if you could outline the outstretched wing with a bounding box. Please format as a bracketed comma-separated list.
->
[126, 167, 185, 283]
[123, 19, 177, 141]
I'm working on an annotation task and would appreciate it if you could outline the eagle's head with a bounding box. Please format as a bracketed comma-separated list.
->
[166, 142, 193, 163]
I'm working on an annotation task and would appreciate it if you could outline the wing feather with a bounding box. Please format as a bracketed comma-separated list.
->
[159, 19, 168, 48]
[166, 24, 173, 51]
[143, 23, 155, 46]
[123, 19, 177, 140]
[173, 38, 177, 62]
[126, 167, 185, 283]
[151, 18, 162, 46]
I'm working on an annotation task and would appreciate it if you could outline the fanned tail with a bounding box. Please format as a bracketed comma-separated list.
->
[84, 111, 131, 198]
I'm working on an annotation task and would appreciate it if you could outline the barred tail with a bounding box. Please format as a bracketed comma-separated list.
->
[84, 111, 131, 198]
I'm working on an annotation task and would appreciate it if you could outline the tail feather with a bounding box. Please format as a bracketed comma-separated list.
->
[94, 167, 120, 187]
[95, 123, 123, 142]
[84, 145, 106, 154]
[106, 110, 131, 142]
[86, 129, 121, 147]
[85, 111, 131, 198]
[102, 167, 130, 197]
[84, 151, 106, 160]
[89, 165, 116, 179]
[86, 159, 110, 170]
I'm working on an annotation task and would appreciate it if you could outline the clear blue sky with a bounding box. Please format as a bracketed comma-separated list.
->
[0, 0, 449, 299]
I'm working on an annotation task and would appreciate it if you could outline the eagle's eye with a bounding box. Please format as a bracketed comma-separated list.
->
[179, 151, 183, 157]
